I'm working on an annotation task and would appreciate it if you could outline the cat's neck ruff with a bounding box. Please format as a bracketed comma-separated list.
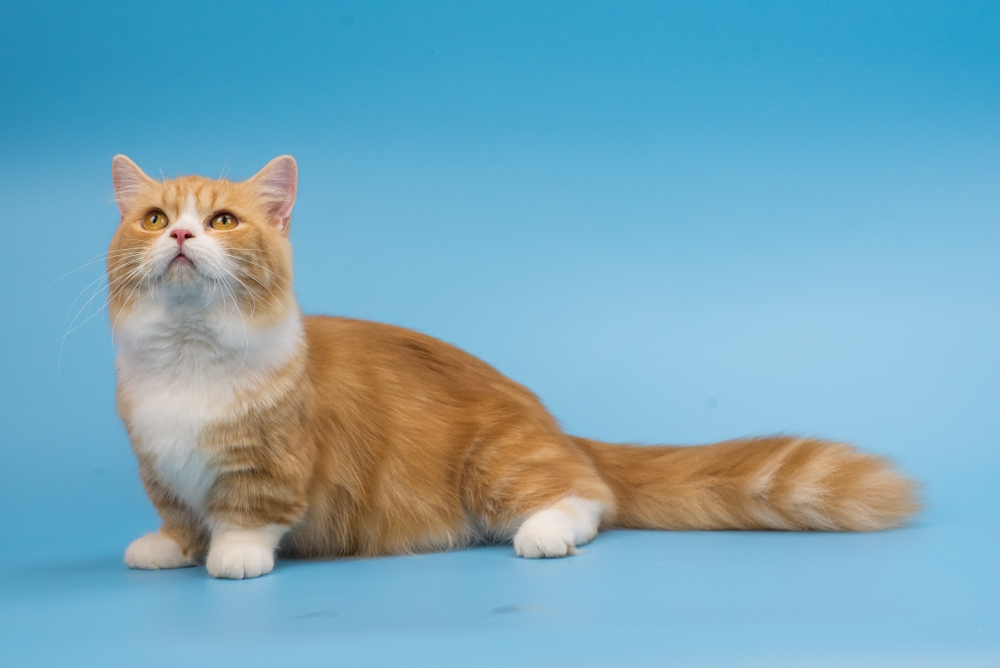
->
[114, 291, 305, 391]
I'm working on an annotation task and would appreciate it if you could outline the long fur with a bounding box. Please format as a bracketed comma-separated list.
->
[107, 155, 920, 577]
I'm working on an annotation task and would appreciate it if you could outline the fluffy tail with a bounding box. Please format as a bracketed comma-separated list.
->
[574, 435, 921, 531]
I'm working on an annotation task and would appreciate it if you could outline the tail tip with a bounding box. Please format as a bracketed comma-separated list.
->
[832, 451, 923, 531]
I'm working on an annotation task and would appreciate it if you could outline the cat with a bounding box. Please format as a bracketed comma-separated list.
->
[108, 154, 920, 580]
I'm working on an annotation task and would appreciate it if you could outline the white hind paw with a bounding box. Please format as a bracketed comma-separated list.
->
[125, 531, 196, 570]
[513, 497, 605, 559]
[515, 511, 577, 558]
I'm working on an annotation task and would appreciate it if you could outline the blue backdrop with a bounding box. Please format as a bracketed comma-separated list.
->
[1, 1, 998, 666]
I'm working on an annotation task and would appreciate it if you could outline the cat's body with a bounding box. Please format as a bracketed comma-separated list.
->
[109, 155, 919, 579]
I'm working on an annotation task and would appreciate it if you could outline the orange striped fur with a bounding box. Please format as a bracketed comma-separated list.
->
[108, 155, 920, 579]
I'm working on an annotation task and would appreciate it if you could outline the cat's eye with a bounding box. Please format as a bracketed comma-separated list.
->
[141, 211, 169, 231]
[210, 213, 238, 231]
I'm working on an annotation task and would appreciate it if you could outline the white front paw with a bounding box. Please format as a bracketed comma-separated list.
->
[205, 525, 286, 580]
[206, 541, 275, 579]
[125, 532, 196, 570]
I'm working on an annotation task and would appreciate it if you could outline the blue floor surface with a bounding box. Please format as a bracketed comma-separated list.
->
[3, 474, 998, 667]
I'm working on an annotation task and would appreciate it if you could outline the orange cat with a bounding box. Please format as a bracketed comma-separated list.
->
[108, 155, 920, 580]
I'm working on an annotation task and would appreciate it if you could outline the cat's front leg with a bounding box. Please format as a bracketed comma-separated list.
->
[125, 524, 201, 570]
[201, 422, 311, 579]
[202, 456, 307, 579]
[126, 473, 207, 570]
[205, 524, 289, 580]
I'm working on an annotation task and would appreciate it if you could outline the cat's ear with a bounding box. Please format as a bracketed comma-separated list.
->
[112, 155, 155, 216]
[249, 155, 297, 234]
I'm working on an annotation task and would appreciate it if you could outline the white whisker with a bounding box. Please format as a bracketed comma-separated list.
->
[44, 248, 146, 290]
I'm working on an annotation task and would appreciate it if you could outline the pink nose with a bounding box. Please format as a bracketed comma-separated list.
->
[170, 228, 194, 247]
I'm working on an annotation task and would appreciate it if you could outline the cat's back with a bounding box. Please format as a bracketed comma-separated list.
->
[300, 315, 535, 406]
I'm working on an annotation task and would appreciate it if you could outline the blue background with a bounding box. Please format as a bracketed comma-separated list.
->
[1, 1, 998, 665]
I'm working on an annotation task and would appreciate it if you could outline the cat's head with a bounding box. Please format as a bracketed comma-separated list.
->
[106, 155, 298, 333]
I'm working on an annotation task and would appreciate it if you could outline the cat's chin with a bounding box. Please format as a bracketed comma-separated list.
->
[166, 257, 202, 283]
[170, 254, 196, 269]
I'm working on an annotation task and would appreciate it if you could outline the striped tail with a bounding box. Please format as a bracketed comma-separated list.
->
[574, 435, 921, 531]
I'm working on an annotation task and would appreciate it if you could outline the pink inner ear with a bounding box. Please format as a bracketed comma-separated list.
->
[252, 156, 298, 232]
[112, 155, 153, 216]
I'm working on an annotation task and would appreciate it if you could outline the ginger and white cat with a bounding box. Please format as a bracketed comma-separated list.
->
[108, 155, 919, 580]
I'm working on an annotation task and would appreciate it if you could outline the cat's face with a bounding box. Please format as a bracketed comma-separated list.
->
[106, 156, 297, 332]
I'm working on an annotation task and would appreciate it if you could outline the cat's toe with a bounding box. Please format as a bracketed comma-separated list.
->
[206, 542, 274, 579]
[513, 512, 577, 558]
[124, 532, 196, 570]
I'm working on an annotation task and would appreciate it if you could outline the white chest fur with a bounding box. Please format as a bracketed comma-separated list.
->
[125, 374, 231, 514]
[116, 304, 304, 517]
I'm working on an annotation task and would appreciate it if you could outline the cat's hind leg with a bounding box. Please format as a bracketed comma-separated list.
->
[460, 416, 614, 559]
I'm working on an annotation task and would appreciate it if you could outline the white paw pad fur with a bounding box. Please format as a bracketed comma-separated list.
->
[205, 525, 286, 580]
[513, 497, 605, 559]
[206, 541, 274, 580]
[124, 532, 197, 570]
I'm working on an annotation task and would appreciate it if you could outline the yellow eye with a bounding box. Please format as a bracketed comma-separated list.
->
[141, 211, 169, 231]
[210, 213, 238, 230]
